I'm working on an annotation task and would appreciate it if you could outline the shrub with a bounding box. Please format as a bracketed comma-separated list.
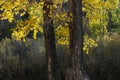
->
[0, 33, 120, 80]
[84, 33, 120, 80]
[0, 38, 47, 80]
[0, 38, 68, 80]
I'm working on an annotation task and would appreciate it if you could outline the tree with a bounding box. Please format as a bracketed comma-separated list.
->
[66, 0, 84, 80]
[43, 0, 61, 80]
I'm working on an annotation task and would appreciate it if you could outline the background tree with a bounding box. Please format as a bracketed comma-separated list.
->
[43, 0, 61, 80]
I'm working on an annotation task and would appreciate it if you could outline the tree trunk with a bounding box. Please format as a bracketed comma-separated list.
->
[68, 0, 74, 69]
[65, 1, 75, 80]
[107, 11, 113, 32]
[43, 1, 61, 80]
[67, 0, 84, 80]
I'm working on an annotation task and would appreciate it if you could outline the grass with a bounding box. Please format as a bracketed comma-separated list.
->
[0, 33, 120, 80]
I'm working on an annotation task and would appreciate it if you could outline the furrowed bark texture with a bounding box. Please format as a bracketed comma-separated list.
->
[67, 0, 84, 80]
[43, 1, 61, 80]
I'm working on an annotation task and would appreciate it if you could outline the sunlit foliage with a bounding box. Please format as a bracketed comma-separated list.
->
[83, 0, 119, 36]
[0, 0, 28, 22]
[84, 36, 98, 54]
[0, 0, 119, 53]
[0, 0, 43, 41]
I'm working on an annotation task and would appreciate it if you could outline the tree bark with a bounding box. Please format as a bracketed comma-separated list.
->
[43, 1, 61, 80]
[67, 0, 84, 80]
[68, 0, 74, 69]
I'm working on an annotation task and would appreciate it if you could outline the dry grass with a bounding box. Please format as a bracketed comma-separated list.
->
[0, 33, 120, 80]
